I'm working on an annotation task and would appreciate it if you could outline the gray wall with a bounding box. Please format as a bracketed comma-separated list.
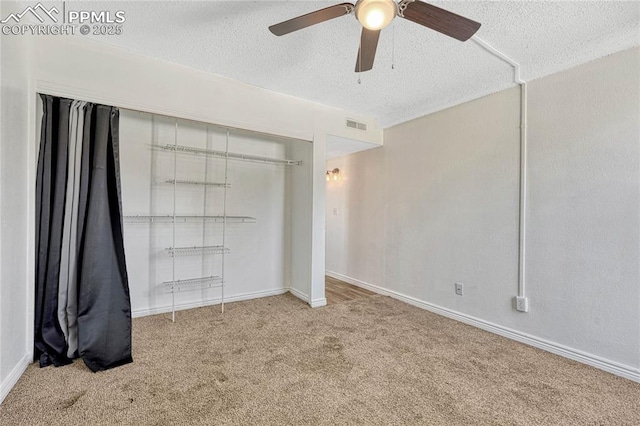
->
[0, 1, 30, 402]
[326, 47, 640, 376]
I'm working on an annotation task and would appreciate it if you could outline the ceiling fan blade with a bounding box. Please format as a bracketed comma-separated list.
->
[401, 1, 481, 41]
[355, 28, 381, 72]
[269, 3, 354, 36]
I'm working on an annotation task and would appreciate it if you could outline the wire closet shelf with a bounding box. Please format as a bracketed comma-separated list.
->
[160, 144, 302, 166]
[165, 245, 230, 257]
[162, 275, 224, 293]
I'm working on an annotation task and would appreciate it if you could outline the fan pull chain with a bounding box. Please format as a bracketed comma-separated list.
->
[392, 21, 396, 70]
[358, 32, 362, 84]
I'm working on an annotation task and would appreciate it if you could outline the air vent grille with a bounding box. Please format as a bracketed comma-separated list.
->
[346, 119, 367, 131]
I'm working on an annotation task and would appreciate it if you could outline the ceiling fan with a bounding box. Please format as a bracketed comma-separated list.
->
[269, 0, 481, 72]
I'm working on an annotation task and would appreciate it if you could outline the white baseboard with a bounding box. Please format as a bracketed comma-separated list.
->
[326, 270, 640, 383]
[288, 288, 326, 308]
[132, 288, 289, 318]
[310, 298, 327, 308]
[0, 354, 30, 405]
[289, 287, 309, 303]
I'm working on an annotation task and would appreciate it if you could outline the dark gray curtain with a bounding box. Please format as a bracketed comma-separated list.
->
[35, 96, 73, 367]
[35, 94, 132, 371]
[76, 104, 132, 371]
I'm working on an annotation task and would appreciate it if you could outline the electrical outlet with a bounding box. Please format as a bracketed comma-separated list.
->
[516, 296, 529, 312]
[332, 207, 338, 216]
[455, 283, 463, 296]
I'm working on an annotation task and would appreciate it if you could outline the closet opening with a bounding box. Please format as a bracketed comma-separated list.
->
[118, 111, 314, 320]
[34, 95, 315, 372]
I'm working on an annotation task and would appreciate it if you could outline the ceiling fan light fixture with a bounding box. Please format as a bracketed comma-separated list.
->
[355, 0, 397, 31]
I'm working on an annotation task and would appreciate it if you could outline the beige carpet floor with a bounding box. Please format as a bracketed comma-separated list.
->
[1, 293, 639, 425]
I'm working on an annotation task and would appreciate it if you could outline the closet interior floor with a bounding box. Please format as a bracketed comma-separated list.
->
[325, 275, 375, 305]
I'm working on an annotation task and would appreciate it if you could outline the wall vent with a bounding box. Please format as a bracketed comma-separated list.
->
[346, 119, 367, 131]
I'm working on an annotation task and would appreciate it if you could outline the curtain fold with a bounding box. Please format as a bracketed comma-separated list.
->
[57, 100, 86, 358]
[35, 94, 132, 371]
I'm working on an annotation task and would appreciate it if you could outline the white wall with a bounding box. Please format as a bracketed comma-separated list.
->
[286, 136, 314, 301]
[326, 47, 640, 381]
[0, 2, 31, 403]
[526, 47, 639, 370]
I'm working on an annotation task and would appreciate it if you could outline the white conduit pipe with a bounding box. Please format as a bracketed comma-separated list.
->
[471, 36, 528, 302]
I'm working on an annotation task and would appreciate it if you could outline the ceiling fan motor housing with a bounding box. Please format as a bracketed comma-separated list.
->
[354, 0, 398, 30]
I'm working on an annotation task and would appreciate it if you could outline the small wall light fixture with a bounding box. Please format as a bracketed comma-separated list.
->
[326, 168, 340, 182]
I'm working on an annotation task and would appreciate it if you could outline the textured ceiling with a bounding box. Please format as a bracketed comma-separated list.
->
[76, 1, 640, 128]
